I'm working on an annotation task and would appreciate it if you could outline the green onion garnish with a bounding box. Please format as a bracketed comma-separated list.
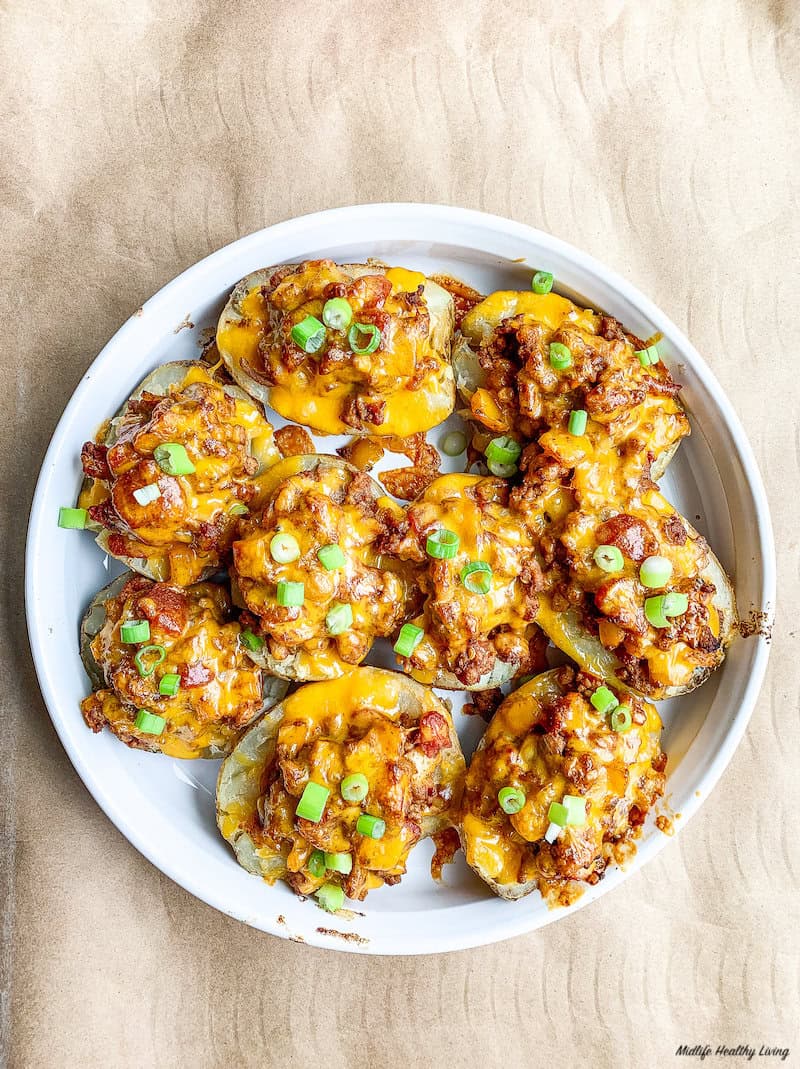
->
[291, 314, 326, 353]
[544, 822, 562, 844]
[568, 409, 587, 436]
[296, 781, 330, 823]
[563, 794, 586, 826]
[663, 592, 689, 617]
[277, 580, 304, 608]
[239, 629, 264, 652]
[644, 596, 669, 628]
[549, 342, 572, 370]
[498, 786, 526, 814]
[322, 297, 353, 331]
[153, 443, 195, 476]
[593, 545, 624, 572]
[308, 849, 327, 878]
[340, 773, 369, 802]
[325, 601, 353, 635]
[324, 852, 353, 875]
[394, 623, 424, 658]
[460, 561, 492, 594]
[133, 644, 166, 677]
[158, 673, 181, 697]
[133, 482, 161, 506]
[485, 436, 522, 466]
[635, 344, 660, 366]
[316, 882, 344, 913]
[317, 543, 346, 570]
[270, 532, 300, 563]
[441, 430, 467, 456]
[134, 709, 166, 735]
[58, 506, 88, 529]
[532, 270, 554, 295]
[426, 528, 460, 559]
[348, 322, 381, 355]
[548, 801, 568, 827]
[611, 705, 633, 733]
[356, 813, 386, 839]
[487, 459, 517, 478]
[640, 555, 673, 588]
[590, 686, 619, 714]
[229, 502, 249, 517]
[120, 620, 150, 644]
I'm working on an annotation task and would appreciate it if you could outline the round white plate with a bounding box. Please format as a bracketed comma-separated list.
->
[26, 205, 775, 954]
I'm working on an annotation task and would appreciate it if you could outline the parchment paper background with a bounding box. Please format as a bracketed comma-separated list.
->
[2, 2, 798, 1066]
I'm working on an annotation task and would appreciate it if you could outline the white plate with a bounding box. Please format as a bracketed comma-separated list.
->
[25, 205, 775, 954]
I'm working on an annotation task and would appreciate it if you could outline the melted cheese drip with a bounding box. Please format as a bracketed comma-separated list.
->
[216, 263, 454, 435]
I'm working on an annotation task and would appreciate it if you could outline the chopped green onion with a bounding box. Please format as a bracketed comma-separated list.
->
[544, 821, 562, 844]
[568, 409, 587, 436]
[308, 849, 326, 878]
[487, 459, 517, 478]
[134, 709, 165, 735]
[270, 532, 300, 563]
[120, 620, 150, 644]
[158, 673, 181, 697]
[325, 601, 353, 635]
[229, 502, 249, 517]
[426, 528, 460, 559]
[640, 555, 673, 588]
[133, 644, 166, 677]
[132, 482, 161, 506]
[316, 882, 344, 913]
[549, 342, 572, 370]
[322, 297, 353, 331]
[340, 773, 369, 802]
[318, 543, 346, 570]
[663, 591, 689, 616]
[394, 623, 424, 658]
[291, 314, 326, 353]
[58, 507, 87, 529]
[532, 270, 554, 295]
[277, 580, 304, 608]
[548, 801, 568, 827]
[594, 545, 624, 573]
[611, 705, 633, 733]
[498, 786, 526, 814]
[356, 813, 386, 839]
[348, 322, 381, 355]
[324, 852, 353, 875]
[153, 443, 195, 476]
[563, 795, 586, 826]
[636, 344, 660, 366]
[441, 430, 467, 456]
[485, 436, 522, 466]
[296, 781, 330, 823]
[460, 561, 492, 595]
[590, 686, 619, 715]
[239, 629, 264, 652]
[644, 595, 670, 628]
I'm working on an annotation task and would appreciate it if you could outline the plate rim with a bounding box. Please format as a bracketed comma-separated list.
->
[25, 203, 776, 954]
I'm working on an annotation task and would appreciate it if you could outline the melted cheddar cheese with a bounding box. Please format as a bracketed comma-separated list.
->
[216, 260, 455, 436]
[80, 576, 265, 758]
[391, 474, 545, 687]
[462, 668, 665, 906]
[79, 364, 279, 585]
[232, 458, 408, 679]
[217, 668, 466, 903]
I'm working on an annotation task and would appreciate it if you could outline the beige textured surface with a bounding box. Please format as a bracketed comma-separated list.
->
[2, 1, 798, 1066]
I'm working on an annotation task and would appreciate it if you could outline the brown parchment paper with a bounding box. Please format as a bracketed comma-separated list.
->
[1, 1, 798, 1066]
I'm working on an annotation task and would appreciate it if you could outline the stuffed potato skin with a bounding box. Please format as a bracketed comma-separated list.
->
[453, 290, 689, 488]
[80, 572, 288, 759]
[231, 455, 413, 681]
[384, 473, 549, 691]
[216, 260, 456, 436]
[460, 667, 666, 904]
[78, 361, 279, 585]
[216, 667, 466, 908]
